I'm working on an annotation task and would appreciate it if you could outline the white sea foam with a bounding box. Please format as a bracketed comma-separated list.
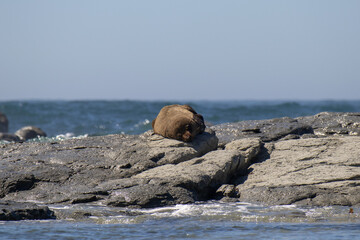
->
[44, 201, 360, 225]
[134, 119, 151, 128]
[55, 132, 89, 140]
[137, 201, 259, 219]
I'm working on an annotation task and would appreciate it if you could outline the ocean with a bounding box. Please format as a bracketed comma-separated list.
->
[1, 100, 360, 139]
[0, 100, 360, 239]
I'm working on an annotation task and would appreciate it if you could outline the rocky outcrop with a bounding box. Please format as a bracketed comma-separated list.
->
[0, 200, 55, 221]
[211, 116, 314, 145]
[211, 112, 360, 145]
[0, 129, 219, 209]
[235, 136, 360, 206]
[0, 112, 359, 220]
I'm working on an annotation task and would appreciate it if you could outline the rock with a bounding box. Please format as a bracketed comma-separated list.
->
[0, 112, 8, 133]
[0, 130, 219, 208]
[0, 112, 359, 220]
[211, 112, 360, 145]
[212, 117, 313, 145]
[105, 184, 195, 208]
[235, 136, 360, 206]
[225, 138, 263, 171]
[0, 133, 20, 142]
[0, 200, 55, 221]
[216, 184, 238, 198]
[15, 126, 47, 141]
[297, 112, 360, 136]
[144, 128, 219, 165]
[125, 149, 243, 206]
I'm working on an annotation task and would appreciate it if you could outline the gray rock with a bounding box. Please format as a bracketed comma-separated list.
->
[212, 117, 313, 145]
[128, 149, 243, 204]
[0, 130, 219, 209]
[225, 138, 263, 170]
[105, 184, 195, 208]
[297, 112, 360, 136]
[0, 200, 55, 221]
[15, 126, 47, 141]
[235, 136, 360, 206]
[0, 112, 360, 220]
[211, 112, 360, 145]
[0, 112, 8, 133]
[216, 184, 238, 198]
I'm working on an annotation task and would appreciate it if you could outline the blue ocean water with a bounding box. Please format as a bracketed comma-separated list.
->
[1, 100, 360, 138]
[1, 100, 360, 239]
[0, 202, 359, 239]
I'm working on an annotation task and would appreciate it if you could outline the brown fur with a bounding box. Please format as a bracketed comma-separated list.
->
[152, 104, 205, 142]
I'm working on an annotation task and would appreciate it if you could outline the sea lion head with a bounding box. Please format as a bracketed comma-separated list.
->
[174, 113, 205, 142]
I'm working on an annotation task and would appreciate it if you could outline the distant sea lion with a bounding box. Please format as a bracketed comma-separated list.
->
[0, 133, 20, 142]
[15, 126, 47, 141]
[0, 112, 9, 133]
[152, 104, 205, 142]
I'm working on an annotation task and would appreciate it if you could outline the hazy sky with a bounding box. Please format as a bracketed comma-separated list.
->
[1, 0, 359, 100]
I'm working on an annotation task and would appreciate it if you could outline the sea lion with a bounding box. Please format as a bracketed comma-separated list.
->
[0, 112, 9, 133]
[152, 104, 205, 142]
[0, 133, 20, 142]
[15, 126, 47, 141]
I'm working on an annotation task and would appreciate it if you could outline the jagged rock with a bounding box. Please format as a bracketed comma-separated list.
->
[124, 149, 243, 206]
[297, 112, 360, 136]
[225, 138, 263, 171]
[216, 184, 238, 198]
[0, 200, 55, 221]
[0, 130, 218, 208]
[0, 112, 8, 133]
[105, 184, 195, 208]
[212, 117, 314, 145]
[211, 112, 360, 145]
[235, 136, 360, 206]
[0, 112, 360, 220]
[15, 126, 47, 141]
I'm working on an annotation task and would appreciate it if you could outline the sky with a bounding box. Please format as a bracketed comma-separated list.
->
[1, 0, 359, 101]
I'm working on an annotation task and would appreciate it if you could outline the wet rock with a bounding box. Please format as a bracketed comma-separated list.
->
[0, 200, 55, 221]
[0, 112, 8, 133]
[15, 126, 47, 141]
[216, 184, 238, 198]
[106, 184, 195, 208]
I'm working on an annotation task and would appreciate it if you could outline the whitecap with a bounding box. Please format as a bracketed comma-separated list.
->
[134, 119, 151, 128]
[55, 133, 89, 141]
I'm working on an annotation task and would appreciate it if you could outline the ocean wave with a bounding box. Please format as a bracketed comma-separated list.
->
[48, 201, 359, 224]
[54, 133, 89, 141]
[0, 133, 89, 145]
